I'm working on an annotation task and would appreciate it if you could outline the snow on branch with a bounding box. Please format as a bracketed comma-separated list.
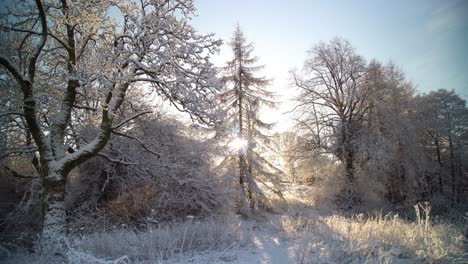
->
[0, 111, 25, 118]
[0, 55, 28, 87]
[112, 111, 152, 130]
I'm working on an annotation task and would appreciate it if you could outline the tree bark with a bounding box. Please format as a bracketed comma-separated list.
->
[435, 137, 443, 193]
[40, 172, 66, 249]
[456, 157, 463, 204]
[238, 155, 249, 215]
[339, 121, 360, 206]
[448, 133, 456, 205]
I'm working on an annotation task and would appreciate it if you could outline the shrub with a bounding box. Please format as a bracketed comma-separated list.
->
[66, 116, 228, 230]
[2, 216, 241, 264]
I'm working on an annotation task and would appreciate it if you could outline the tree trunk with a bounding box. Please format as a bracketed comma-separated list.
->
[344, 149, 355, 183]
[456, 156, 464, 204]
[339, 121, 360, 207]
[424, 171, 433, 199]
[237, 156, 249, 216]
[288, 160, 296, 183]
[40, 171, 67, 253]
[435, 137, 443, 193]
[341, 121, 355, 183]
[387, 163, 405, 204]
[247, 155, 256, 210]
[342, 143, 359, 206]
[448, 133, 456, 205]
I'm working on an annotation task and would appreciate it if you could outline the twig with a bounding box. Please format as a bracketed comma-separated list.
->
[96, 153, 138, 166]
[112, 130, 161, 158]
[112, 111, 152, 130]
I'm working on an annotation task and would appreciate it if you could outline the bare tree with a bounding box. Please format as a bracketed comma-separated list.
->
[292, 38, 368, 206]
[0, 0, 221, 249]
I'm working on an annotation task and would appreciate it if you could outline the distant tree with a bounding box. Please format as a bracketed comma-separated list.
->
[359, 61, 426, 204]
[416, 89, 468, 204]
[0, 0, 221, 250]
[414, 94, 446, 194]
[292, 38, 368, 206]
[291, 38, 468, 209]
[219, 25, 281, 214]
[273, 132, 300, 183]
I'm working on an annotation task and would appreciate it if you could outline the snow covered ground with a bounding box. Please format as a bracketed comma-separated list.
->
[175, 219, 297, 264]
[1, 183, 465, 264]
[173, 212, 465, 264]
[173, 182, 466, 264]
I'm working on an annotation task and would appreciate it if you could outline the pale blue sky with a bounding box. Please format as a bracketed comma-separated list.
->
[190, 0, 468, 130]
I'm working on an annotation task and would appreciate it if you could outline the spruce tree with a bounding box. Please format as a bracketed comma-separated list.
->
[220, 25, 282, 214]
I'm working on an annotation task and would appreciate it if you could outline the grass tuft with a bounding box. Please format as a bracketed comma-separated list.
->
[279, 211, 465, 263]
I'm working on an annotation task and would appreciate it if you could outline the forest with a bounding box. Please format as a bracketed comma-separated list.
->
[0, 0, 466, 263]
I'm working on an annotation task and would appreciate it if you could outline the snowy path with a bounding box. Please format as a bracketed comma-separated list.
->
[180, 219, 300, 264]
[234, 224, 297, 264]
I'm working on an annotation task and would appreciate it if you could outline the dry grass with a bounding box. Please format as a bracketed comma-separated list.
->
[269, 183, 466, 263]
[76, 216, 241, 262]
[278, 211, 466, 263]
[1, 216, 242, 264]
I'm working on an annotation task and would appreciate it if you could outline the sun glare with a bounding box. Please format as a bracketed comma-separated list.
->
[228, 137, 248, 154]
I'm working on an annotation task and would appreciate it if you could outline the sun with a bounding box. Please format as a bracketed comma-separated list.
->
[229, 137, 248, 154]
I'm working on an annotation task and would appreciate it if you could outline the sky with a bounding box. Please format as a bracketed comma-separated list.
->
[190, 0, 468, 131]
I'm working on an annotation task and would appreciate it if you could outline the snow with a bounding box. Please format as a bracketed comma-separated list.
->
[173, 219, 298, 264]
[236, 224, 296, 264]
[2, 183, 464, 264]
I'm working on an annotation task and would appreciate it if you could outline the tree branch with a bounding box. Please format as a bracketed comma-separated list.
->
[0, 55, 27, 87]
[72, 104, 98, 112]
[112, 130, 161, 158]
[96, 152, 138, 166]
[28, 0, 48, 82]
[0, 148, 38, 159]
[0, 111, 25, 118]
[112, 111, 152, 130]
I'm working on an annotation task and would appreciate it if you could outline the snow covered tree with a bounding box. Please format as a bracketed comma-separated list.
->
[219, 25, 281, 214]
[357, 61, 426, 205]
[415, 89, 468, 204]
[0, 0, 221, 250]
[430, 90, 468, 204]
[292, 38, 368, 206]
[272, 132, 300, 183]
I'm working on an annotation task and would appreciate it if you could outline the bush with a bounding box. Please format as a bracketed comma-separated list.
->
[0, 161, 42, 249]
[2, 216, 241, 263]
[66, 116, 228, 231]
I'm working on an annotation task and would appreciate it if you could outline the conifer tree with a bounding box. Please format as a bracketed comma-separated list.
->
[220, 25, 282, 214]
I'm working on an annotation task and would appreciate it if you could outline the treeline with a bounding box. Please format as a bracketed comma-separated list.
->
[279, 38, 468, 211]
